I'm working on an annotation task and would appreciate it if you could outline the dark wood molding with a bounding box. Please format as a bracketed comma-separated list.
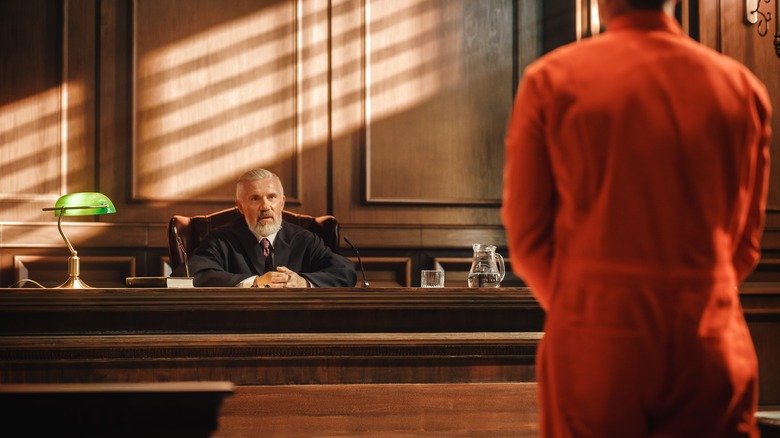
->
[0, 287, 544, 334]
[0, 332, 541, 385]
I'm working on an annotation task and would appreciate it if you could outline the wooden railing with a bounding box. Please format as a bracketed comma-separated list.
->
[0, 286, 777, 404]
[0, 287, 543, 385]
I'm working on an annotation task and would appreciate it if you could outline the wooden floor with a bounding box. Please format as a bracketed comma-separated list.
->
[213, 382, 539, 437]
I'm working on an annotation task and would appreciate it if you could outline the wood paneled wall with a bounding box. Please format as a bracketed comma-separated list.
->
[0, 0, 779, 287]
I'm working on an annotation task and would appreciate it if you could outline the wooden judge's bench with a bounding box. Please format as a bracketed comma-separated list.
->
[0, 286, 778, 437]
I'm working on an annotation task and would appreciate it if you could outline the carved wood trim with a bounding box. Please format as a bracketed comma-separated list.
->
[0, 332, 540, 385]
[0, 332, 542, 362]
[0, 287, 545, 334]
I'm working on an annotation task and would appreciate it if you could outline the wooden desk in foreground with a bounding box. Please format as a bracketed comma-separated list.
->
[0, 286, 778, 405]
[0, 288, 543, 385]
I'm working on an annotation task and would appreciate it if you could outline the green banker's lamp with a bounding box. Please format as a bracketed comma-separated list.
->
[42, 192, 116, 288]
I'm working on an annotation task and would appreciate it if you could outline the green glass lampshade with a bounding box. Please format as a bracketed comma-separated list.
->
[52, 192, 116, 217]
[42, 192, 116, 289]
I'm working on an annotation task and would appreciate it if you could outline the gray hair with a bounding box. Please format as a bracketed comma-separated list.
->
[236, 168, 284, 198]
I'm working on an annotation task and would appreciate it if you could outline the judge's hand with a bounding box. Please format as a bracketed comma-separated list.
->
[253, 266, 308, 288]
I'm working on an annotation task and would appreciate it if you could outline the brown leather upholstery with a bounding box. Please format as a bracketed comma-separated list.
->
[168, 207, 340, 271]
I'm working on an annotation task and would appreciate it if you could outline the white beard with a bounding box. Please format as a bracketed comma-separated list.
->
[248, 215, 282, 240]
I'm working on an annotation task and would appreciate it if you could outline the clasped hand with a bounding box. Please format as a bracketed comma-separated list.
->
[253, 266, 307, 288]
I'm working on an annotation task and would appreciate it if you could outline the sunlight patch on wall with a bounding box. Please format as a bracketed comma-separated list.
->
[0, 87, 63, 199]
[130, 0, 512, 203]
[134, 0, 298, 201]
[366, 0, 460, 122]
[361, 0, 515, 203]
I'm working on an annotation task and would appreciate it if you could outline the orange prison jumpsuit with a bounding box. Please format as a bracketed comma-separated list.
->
[501, 11, 772, 438]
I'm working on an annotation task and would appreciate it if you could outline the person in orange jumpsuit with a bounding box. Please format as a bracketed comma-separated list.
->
[501, 0, 772, 436]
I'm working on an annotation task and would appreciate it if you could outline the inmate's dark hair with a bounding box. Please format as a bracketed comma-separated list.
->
[626, 0, 667, 9]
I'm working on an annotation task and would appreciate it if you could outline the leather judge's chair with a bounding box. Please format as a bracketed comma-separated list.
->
[168, 207, 340, 272]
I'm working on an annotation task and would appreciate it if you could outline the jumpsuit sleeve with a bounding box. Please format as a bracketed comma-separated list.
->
[501, 69, 557, 310]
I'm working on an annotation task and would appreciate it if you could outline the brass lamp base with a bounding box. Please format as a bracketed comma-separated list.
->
[57, 276, 92, 289]
[55, 254, 92, 289]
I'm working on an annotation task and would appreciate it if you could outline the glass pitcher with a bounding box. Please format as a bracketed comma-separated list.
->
[467, 244, 505, 288]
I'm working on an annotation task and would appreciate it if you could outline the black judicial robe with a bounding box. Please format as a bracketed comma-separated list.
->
[188, 217, 357, 288]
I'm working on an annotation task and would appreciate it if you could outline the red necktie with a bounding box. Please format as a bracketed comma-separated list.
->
[261, 238, 274, 273]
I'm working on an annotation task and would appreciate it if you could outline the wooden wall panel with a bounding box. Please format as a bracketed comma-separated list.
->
[364, 0, 513, 205]
[694, 0, 780, 255]
[720, 0, 780, 214]
[332, 0, 530, 232]
[347, 256, 412, 287]
[0, 1, 61, 208]
[0, 0, 97, 223]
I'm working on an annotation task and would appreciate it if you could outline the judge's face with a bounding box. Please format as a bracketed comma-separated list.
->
[236, 176, 286, 237]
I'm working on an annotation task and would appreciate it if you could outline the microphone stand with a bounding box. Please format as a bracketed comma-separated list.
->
[173, 226, 192, 278]
[343, 235, 369, 288]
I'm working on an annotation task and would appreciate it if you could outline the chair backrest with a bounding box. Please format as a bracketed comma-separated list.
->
[168, 207, 340, 271]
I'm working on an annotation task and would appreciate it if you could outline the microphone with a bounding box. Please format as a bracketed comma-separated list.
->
[173, 226, 191, 278]
[343, 235, 369, 288]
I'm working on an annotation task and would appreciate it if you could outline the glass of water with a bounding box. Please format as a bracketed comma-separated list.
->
[420, 270, 445, 288]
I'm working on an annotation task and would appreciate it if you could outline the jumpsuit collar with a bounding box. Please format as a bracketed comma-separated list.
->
[606, 10, 683, 36]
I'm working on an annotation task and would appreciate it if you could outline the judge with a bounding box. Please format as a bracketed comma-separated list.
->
[188, 168, 357, 288]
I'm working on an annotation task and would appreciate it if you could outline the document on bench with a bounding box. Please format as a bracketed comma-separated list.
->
[125, 277, 194, 288]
